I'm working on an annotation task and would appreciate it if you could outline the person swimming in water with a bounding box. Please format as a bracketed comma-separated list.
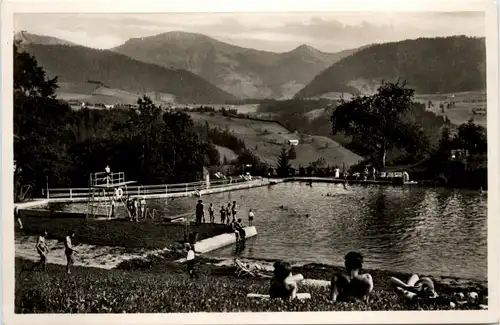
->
[330, 251, 373, 303]
[269, 261, 304, 300]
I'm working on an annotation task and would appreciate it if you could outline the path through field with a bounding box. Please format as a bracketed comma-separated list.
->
[15, 236, 159, 269]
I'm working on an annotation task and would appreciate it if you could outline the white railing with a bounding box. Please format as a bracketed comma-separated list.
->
[46, 176, 258, 200]
[91, 172, 125, 187]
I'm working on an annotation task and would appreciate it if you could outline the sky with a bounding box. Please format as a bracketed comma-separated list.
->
[14, 12, 485, 52]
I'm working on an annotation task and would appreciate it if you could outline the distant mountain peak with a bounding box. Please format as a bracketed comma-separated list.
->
[14, 31, 77, 46]
[127, 31, 213, 44]
[292, 44, 322, 54]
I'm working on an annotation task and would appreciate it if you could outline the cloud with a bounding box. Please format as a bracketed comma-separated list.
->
[14, 11, 485, 52]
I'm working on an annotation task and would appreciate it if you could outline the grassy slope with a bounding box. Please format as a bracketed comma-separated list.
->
[188, 113, 363, 168]
[57, 82, 176, 107]
[15, 258, 487, 313]
[414, 91, 487, 127]
[214, 145, 238, 163]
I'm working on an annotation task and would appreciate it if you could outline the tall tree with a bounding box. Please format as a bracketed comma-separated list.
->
[454, 118, 487, 155]
[133, 95, 164, 183]
[330, 80, 425, 168]
[162, 111, 219, 182]
[14, 42, 72, 200]
[276, 147, 292, 177]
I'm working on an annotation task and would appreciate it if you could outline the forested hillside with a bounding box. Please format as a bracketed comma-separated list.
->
[295, 36, 486, 98]
[19, 43, 237, 104]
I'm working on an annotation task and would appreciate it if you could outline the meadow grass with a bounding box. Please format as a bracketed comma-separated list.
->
[188, 112, 362, 168]
[15, 258, 487, 313]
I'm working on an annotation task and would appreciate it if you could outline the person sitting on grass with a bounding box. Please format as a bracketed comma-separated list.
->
[269, 261, 304, 300]
[35, 231, 49, 271]
[330, 251, 373, 303]
[389, 274, 438, 302]
[186, 243, 200, 279]
[64, 232, 77, 274]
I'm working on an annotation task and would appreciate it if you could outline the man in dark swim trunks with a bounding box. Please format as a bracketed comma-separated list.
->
[195, 200, 204, 225]
[330, 251, 373, 303]
[220, 205, 226, 224]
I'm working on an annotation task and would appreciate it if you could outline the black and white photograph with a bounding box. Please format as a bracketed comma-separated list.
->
[3, 0, 499, 323]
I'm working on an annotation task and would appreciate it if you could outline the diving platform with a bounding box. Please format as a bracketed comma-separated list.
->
[90, 171, 136, 188]
[87, 171, 136, 219]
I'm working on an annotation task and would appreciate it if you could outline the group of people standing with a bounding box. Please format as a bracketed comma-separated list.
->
[195, 200, 252, 243]
[125, 196, 146, 221]
[35, 230, 76, 274]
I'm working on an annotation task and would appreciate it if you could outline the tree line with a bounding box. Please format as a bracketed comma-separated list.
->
[14, 43, 226, 201]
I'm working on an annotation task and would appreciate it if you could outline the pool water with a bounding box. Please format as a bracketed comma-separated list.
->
[52, 182, 487, 281]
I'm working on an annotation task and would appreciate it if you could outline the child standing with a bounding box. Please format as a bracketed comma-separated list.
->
[226, 203, 232, 225]
[36, 231, 48, 270]
[231, 201, 237, 219]
[220, 205, 226, 224]
[186, 244, 199, 279]
[248, 209, 255, 226]
[209, 203, 215, 223]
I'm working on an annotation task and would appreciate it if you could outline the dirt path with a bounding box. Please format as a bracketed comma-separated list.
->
[15, 236, 166, 269]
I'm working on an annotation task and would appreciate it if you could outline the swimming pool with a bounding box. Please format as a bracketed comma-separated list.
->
[51, 182, 487, 281]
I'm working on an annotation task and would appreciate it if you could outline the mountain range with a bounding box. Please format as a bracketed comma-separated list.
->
[15, 32, 237, 104]
[15, 32, 487, 104]
[112, 31, 363, 99]
[295, 36, 486, 98]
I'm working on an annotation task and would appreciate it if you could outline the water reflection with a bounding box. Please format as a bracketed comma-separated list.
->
[52, 182, 487, 281]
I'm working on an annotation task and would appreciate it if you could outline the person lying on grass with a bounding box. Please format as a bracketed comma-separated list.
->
[35, 231, 48, 271]
[330, 251, 373, 303]
[389, 274, 438, 302]
[269, 261, 304, 300]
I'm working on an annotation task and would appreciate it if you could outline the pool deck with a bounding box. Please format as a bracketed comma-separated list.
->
[284, 177, 395, 185]
[175, 226, 258, 263]
[14, 199, 49, 210]
[16, 176, 416, 209]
